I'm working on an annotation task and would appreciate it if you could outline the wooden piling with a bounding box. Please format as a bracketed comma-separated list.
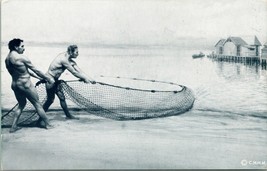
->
[207, 53, 266, 69]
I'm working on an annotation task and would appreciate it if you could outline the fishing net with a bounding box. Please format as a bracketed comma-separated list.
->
[1, 76, 195, 127]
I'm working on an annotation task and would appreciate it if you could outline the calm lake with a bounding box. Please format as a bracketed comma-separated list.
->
[1, 44, 267, 168]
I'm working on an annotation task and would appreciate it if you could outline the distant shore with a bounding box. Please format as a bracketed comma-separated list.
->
[0, 40, 215, 50]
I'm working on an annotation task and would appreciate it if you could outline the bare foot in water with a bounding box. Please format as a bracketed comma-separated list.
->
[9, 126, 22, 133]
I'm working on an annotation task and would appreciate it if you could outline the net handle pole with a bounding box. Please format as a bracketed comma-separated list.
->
[65, 79, 81, 83]
[65, 80, 97, 84]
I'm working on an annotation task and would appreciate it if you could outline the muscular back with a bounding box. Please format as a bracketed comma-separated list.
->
[5, 51, 30, 80]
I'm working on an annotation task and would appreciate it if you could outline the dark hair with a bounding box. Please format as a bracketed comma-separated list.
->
[8, 38, 23, 51]
[67, 45, 78, 54]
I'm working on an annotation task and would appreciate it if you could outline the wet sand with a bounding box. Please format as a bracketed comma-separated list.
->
[1, 110, 266, 170]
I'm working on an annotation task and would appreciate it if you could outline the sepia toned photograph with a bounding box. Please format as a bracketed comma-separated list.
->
[1, 0, 267, 170]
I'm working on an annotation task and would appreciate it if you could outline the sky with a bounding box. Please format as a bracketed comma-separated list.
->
[1, 0, 267, 46]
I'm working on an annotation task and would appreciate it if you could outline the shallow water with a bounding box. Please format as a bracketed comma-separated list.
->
[2, 45, 266, 117]
[1, 45, 267, 168]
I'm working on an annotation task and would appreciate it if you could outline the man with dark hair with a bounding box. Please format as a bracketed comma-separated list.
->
[5, 38, 54, 133]
[39, 45, 94, 121]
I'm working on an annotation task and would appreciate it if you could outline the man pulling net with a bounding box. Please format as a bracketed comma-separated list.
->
[35, 45, 95, 127]
[2, 45, 195, 127]
[4, 38, 54, 132]
[2, 75, 195, 127]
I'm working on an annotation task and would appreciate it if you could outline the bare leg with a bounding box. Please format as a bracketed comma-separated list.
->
[57, 90, 78, 119]
[32, 102, 54, 129]
[43, 83, 56, 112]
[25, 83, 53, 128]
[36, 83, 56, 128]
[10, 90, 27, 133]
[43, 99, 54, 112]
[10, 106, 23, 133]
[37, 99, 53, 128]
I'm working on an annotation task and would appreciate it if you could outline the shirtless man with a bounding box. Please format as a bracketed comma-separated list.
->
[5, 38, 54, 133]
[40, 45, 93, 120]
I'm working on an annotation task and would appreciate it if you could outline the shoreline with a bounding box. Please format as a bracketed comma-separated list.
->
[1, 110, 266, 170]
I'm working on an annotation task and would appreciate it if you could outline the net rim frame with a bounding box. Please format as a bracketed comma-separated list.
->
[2, 76, 195, 126]
[66, 75, 185, 93]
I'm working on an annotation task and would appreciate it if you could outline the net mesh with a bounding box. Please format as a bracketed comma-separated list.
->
[1, 76, 195, 126]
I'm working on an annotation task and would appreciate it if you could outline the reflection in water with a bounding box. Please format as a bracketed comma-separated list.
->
[217, 61, 224, 73]
[236, 65, 240, 75]
[262, 64, 267, 70]
[213, 59, 264, 81]
[255, 63, 259, 74]
[200, 57, 267, 119]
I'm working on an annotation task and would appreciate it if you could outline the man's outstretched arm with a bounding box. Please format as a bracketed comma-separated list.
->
[21, 55, 54, 84]
[72, 63, 95, 83]
[28, 70, 42, 80]
[63, 60, 91, 83]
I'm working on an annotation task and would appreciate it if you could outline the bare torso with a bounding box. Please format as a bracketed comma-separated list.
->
[5, 51, 31, 90]
[47, 52, 75, 80]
